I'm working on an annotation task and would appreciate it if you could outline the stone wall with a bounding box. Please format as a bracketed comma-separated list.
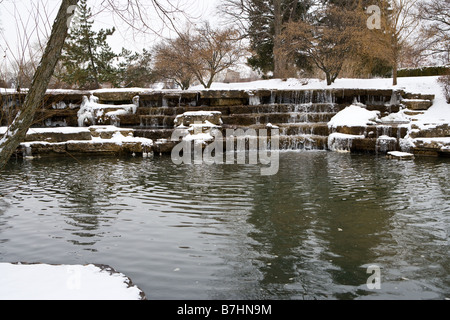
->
[2, 88, 448, 157]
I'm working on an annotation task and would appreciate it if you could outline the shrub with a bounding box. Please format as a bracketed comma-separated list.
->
[398, 66, 449, 77]
[438, 73, 450, 103]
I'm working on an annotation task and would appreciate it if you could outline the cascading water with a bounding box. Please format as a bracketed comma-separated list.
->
[131, 88, 411, 154]
[270, 90, 337, 151]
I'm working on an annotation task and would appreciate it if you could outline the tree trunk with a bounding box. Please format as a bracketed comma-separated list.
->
[273, 0, 285, 79]
[392, 39, 399, 86]
[0, 0, 79, 170]
[392, 58, 398, 86]
[326, 72, 332, 86]
[206, 72, 216, 89]
[87, 39, 101, 89]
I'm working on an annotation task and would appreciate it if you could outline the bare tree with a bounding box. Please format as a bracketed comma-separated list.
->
[0, 0, 195, 169]
[281, 2, 365, 85]
[0, 0, 54, 90]
[153, 23, 243, 89]
[153, 31, 198, 90]
[417, 0, 450, 65]
[194, 23, 244, 88]
[373, 0, 420, 85]
[99, 0, 197, 39]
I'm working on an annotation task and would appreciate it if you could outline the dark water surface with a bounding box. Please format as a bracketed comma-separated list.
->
[0, 152, 448, 300]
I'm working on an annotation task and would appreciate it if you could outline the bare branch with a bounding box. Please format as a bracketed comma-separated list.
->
[98, 0, 199, 39]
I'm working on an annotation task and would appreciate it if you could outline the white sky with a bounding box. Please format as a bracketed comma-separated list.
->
[0, 0, 222, 60]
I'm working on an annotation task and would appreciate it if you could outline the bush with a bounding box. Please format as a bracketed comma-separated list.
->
[398, 66, 450, 77]
[438, 73, 450, 103]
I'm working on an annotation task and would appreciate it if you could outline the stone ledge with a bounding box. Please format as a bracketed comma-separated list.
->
[402, 99, 433, 110]
[409, 124, 450, 138]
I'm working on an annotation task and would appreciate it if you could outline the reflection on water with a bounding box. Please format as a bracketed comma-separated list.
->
[0, 152, 448, 300]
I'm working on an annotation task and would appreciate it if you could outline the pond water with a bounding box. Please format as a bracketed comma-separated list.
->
[0, 152, 448, 300]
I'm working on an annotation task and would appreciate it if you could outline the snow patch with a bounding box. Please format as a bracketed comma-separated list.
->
[380, 110, 411, 124]
[388, 151, 414, 157]
[0, 263, 144, 300]
[328, 105, 380, 128]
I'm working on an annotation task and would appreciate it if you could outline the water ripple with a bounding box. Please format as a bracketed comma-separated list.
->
[0, 153, 448, 299]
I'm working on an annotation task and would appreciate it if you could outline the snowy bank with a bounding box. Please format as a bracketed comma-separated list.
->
[0, 126, 154, 158]
[0, 263, 145, 300]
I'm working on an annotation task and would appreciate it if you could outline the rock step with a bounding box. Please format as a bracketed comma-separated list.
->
[330, 124, 409, 139]
[410, 137, 450, 157]
[134, 128, 176, 141]
[401, 99, 433, 110]
[137, 112, 339, 128]
[278, 123, 331, 136]
[22, 126, 136, 143]
[328, 134, 402, 154]
[24, 128, 92, 143]
[409, 124, 450, 138]
[19, 140, 150, 158]
[365, 104, 402, 114]
[17, 126, 152, 158]
[33, 103, 406, 130]
[137, 104, 346, 116]
[278, 135, 328, 150]
[222, 113, 337, 126]
[139, 115, 176, 128]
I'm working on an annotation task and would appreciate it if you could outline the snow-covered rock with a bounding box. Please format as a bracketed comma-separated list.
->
[328, 104, 380, 129]
[387, 151, 415, 160]
[78, 96, 139, 127]
[174, 111, 223, 127]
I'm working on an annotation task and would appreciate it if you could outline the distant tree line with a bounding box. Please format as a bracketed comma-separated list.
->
[0, 0, 449, 91]
[220, 0, 449, 85]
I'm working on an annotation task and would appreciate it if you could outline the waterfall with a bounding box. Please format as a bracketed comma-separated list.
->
[162, 97, 169, 108]
[249, 94, 261, 106]
[376, 136, 397, 154]
[22, 145, 33, 159]
[129, 88, 409, 154]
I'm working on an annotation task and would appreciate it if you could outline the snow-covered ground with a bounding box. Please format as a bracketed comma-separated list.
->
[0, 263, 145, 300]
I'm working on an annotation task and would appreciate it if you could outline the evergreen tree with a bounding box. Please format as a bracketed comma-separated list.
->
[117, 48, 154, 88]
[60, 0, 118, 89]
[223, 0, 311, 77]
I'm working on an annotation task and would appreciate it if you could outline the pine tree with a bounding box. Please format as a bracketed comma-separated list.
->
[117, 48, 154, 88]
[60, 0, 118, 89]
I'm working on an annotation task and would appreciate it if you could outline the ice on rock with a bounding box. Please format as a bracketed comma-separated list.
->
[78, 96, 139, 127]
